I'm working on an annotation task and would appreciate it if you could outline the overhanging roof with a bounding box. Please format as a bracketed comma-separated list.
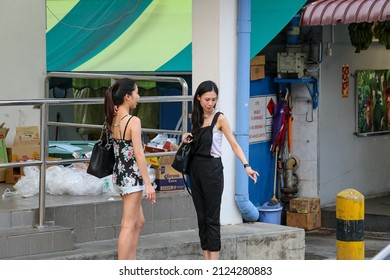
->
[301, 0, 390, 26]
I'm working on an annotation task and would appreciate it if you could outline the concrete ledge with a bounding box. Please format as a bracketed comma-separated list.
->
[8, 222, 305, 260]
[0, 225, 74, 259]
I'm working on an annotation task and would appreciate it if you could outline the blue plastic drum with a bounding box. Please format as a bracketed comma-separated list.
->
[286, 14, 301, 45]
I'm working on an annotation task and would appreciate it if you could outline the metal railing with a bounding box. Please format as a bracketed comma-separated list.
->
[0, 72, 192, 228]
[372, 244, 390, 260]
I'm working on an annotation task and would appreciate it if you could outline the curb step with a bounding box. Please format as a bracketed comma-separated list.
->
[0, 225, 74, 259]
[7, 223, 305, 260]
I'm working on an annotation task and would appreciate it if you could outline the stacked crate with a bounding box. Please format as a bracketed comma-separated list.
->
[286, 197, 321, 230]
[250, 55, 266, 80]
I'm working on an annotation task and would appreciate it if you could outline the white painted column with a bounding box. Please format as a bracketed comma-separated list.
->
[193, 0, 242, 224]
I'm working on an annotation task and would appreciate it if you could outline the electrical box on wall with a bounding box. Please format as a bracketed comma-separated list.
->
[277, 52, 308, 78]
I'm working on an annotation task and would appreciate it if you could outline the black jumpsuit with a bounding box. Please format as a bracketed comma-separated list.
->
[189, 112, 224, 252]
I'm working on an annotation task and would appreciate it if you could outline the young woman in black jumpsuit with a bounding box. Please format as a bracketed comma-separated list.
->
[183, 80, 259, 260]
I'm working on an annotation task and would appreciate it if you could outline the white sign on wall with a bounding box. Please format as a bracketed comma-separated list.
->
[249, 95, 276, 143]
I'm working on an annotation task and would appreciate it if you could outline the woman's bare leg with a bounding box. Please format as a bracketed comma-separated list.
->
[117, 191, 144, 260]
[204, 250, 220, 260]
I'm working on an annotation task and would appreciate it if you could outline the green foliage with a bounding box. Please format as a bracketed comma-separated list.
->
[348, 22, 373, 53]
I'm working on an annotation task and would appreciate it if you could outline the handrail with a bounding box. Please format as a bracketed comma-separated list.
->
[0, 72, 191, 228]
[372, 244, 390, 260]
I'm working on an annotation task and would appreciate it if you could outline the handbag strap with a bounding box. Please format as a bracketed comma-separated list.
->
[182, 173, 192, 196]
[99, 123, 112, 141]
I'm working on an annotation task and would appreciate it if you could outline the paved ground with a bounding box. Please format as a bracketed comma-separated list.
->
[304, 228, 390, 260]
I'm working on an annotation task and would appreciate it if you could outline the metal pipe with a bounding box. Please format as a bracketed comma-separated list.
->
[37, 103, 48, 228]
[0, 95, 192, 106]
[372, 244, 390, 260]
[46, 121, 182, 135]
[235, 0, 259, 222]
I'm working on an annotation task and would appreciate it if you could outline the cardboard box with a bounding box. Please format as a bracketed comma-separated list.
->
[286, 210, 321, 231]
[145, 140, 179, 166]
[14, 126, 40, 145]
[5, 167, 22, 184]
[289, 197, 320, 213]
[250, 55, 266, 66]
[147, 154, 176, 167]
[250, 65, 265, 80]
[154, 163, 184, 191]
[0, 139, 8, 182]
[7, 145, 40, 162]
[146, 150, 184, 191]
[250, 55, 266, 81]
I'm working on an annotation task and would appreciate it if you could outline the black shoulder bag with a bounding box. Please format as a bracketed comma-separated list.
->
[87, 123, 115, 178]
[171, 142, 192, 195]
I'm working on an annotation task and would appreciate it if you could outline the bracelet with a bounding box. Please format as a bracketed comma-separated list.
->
[243, 163, 250, 169]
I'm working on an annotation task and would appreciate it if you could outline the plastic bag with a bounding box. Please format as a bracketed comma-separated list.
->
[13, 166, 40, 198]
[6, 161, 156, 198]
[149, 133, 168, 148]
[101, 175, 120, 196]
[148, 164, 156, 183]
[2, 188, 19, 199]
[46, 165, 103, 196]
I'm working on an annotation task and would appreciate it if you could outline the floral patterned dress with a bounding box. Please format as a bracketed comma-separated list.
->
[112, 118, 144, 195]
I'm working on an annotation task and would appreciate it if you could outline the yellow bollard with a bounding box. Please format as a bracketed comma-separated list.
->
[336, 188, 365, 260]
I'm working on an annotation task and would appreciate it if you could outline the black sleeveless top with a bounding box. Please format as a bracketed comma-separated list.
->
[191, 112, 222, 158]
[112, 116, 144, 189]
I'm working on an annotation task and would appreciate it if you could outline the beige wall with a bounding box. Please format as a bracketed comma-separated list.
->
[0, 0, 46, 145]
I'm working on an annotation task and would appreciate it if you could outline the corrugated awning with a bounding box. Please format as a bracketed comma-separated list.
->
[301, 0, 390, 26]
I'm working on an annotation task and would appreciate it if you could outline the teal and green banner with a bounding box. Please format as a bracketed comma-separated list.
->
[46, 0, 306, 72]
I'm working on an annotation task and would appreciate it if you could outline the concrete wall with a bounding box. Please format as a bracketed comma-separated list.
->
[290, 82, 319, 199]
[318, 25, 390, 206]
[0, 0, 46, 146]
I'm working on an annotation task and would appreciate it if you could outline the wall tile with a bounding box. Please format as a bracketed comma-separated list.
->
[96, 202, 116, 227]
[8, 235, 30, 257]
[30, 232, 53, 255]
[0, 213, 10, 228]
[54, 206, 76, 228]
[75, 204, 95, 229]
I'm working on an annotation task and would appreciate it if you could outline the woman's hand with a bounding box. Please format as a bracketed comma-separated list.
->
[246, 167, 260, 184]
[145, 184, 156, 204]
[182, 133, 193, 144]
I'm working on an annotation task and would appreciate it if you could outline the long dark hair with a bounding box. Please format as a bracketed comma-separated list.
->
[191, 80, 219, 134]
[104, 78, 137, 129]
